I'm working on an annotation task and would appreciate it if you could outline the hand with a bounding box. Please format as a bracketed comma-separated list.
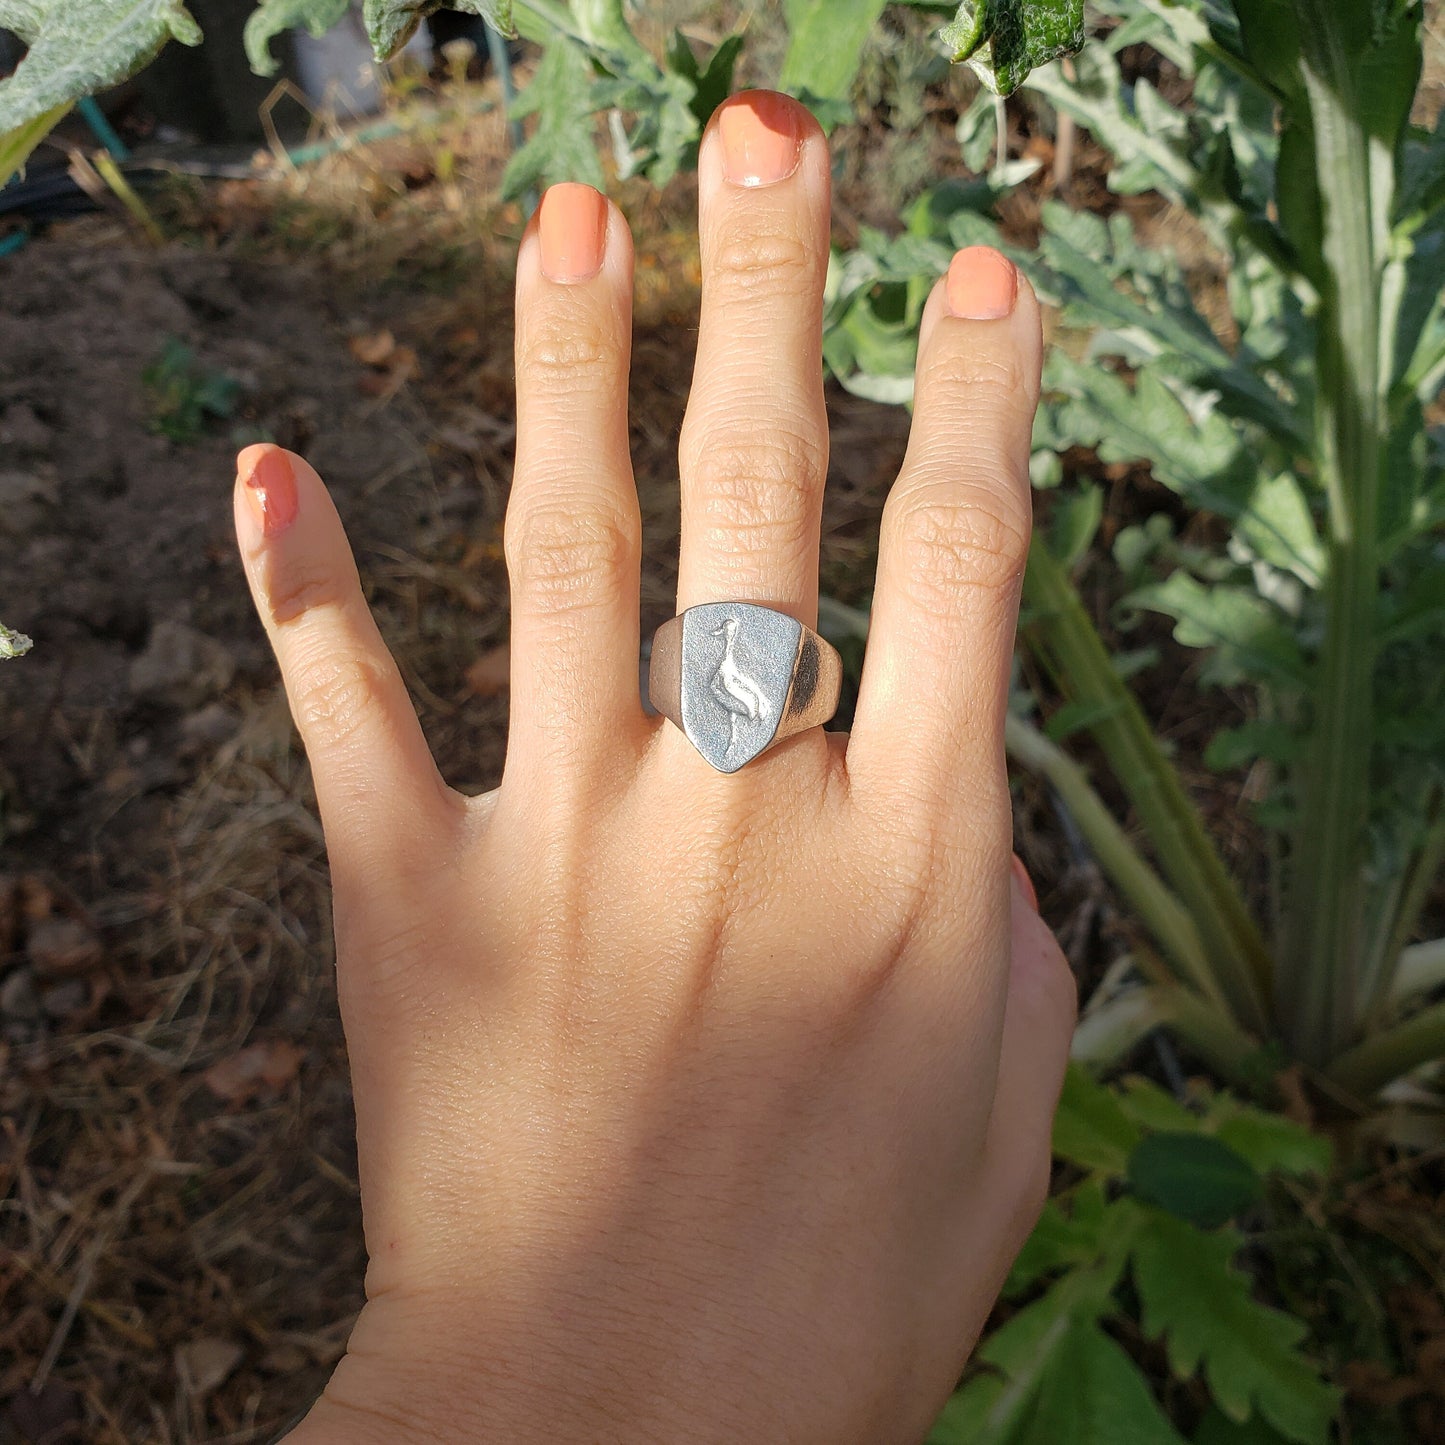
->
[234, 89, 1075, 1445]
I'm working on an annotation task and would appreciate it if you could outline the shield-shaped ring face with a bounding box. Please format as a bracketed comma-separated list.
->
[679, 603, 804, 773]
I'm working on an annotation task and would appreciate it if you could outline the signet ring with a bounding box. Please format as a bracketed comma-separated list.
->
[648, 602, 844, 773]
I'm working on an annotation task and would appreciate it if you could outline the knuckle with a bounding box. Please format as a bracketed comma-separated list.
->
[885, 481, 1030, 608]
[517, 318, 625, 387]
[291, 650, 392, 753]
[918, 348, 1030, 407]
[682, 429, 826, 553]
[708, 224, 817, 299]
[268, 566, 353, 628]
[504, 501, 637, 614]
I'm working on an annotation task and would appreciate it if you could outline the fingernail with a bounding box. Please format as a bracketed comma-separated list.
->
[719, 90, 802, 188]
[538, 182, 608, 283]
[1010, 854, 1039, 913]
[240, 446, 299, 538]
[946, 246, 1018, 320]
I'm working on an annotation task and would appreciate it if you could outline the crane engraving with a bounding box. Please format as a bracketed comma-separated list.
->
[708, 617, 770, 748]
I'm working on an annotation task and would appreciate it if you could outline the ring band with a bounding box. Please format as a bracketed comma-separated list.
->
[648, 602, 843, 773]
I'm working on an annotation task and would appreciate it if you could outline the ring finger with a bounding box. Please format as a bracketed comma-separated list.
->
[675, 90, 832, 630]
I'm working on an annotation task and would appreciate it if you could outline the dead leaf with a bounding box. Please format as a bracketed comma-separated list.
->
[26, 917, 103, 977]
[465, 644, 510, 697]
[349, 329, 396, 366]
[5, 1378, 82, 1442]
[203, 1040, 303, 1104]
[175, 1337, 243, 1397]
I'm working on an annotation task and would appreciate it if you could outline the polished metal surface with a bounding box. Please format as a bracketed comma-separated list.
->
[649, 602, 843, 772]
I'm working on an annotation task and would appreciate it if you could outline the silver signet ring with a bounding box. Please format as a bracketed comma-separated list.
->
[648, 602, 844, 773]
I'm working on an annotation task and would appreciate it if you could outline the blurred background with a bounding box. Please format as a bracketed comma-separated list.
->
[1, 3, 1443, 1442]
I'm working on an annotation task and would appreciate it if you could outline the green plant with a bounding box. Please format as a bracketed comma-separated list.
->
[142, 337, 241, 443]
[827, 0, 1445, 1115]
[928, 1067, 1338, 1444]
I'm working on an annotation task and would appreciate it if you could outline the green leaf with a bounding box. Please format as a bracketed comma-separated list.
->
[780, 0, 889, 101]
[1129, 572, 1308, 689]
[244, 0, 351, 77]
[1204, 719, 1301, 772]
[0, 98, 69, 187]
[1116, 1076, 1200, 1134]
[0, 620, 33, 660]
[668, 29, 742, 136]
[1127, 1133, 1263, 1229]
[1049, 482, 1103, 570]
[500, 32, 605, 201]
[1207, 1104, 1332, 1177]
[1233, 473, 1324, 588]
[1131, 1214, 1341, 1444]
[1193, 1406, 1294, 1445]
[0, 0, 200, 145]
[1005, 1179, 1112, 1293]
[363, 0, 514, 59]
[940, 0, 1086, 97]
[1023, 1323, 1190, 1445]
[1052, 1064, 1142, 1174]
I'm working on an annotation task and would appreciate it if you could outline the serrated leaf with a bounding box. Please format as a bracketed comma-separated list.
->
[1234, 472, 1324, 587]
[1024, 1322, 1189, 1445]
[1193, 1405, 1295, 1444]
[1131, 1214, 1341, 1444]
[1204, 719, 1301, 772]
[0, 0, 200, 144]
[1207, 1104, 1332, 1177]
[1005, 1179, 1112, 1294]
[1117, 1076, 1201, 1134]
[1129, 571, 1308, 689]
[780, 0, 889, 102]
[940, 0, 1086, 97]
[244, 0, 350, 78]
[500, 33, 604, 201]
[1050, 482, 1103, 569]
[1127, 1133, 1263, 1228]
[363, 0, 513, 60]
[1052, 1064, 1142, 1174]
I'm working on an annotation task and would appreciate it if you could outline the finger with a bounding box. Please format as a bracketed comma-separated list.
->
[848, 248, 1042, 832]
[233, 444, 458, 861]
[985, 862, 1077, 1238]
[675, 90, 831, 627]
[506, 183, 643, 783]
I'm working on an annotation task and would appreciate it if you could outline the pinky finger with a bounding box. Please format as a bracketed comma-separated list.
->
[233, 445, 460, 866]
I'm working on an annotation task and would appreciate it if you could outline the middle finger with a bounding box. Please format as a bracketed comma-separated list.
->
[676, 91, 832, 630]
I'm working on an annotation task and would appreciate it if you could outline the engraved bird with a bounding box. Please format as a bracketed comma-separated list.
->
[709, 617, 769, 723]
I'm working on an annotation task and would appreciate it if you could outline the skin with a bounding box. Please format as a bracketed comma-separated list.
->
[234, 92, 1076, 1445]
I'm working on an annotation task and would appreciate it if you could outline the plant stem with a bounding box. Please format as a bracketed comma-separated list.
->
[1364, 787, 1445, 1023]
[1005, 715, 1222, 1005]
[1072, 983, 1264, 1091]
[1021, 538, 1274, 1035]
[1278, 2, 1394, 1065]
[1328, 998, 1445, 1099]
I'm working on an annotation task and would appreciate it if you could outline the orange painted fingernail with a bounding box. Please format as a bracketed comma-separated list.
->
[719, 90, 802, 187]
[946, 246, 1018, 320]
[1010, 854, 1039, 913]
[538, 182, 608, 283]
[240, 446, 298, 538]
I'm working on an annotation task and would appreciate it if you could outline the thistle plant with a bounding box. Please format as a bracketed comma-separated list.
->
[828, 0, 1445, 1117]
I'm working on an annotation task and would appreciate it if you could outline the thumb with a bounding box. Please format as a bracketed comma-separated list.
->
[983, 857, 1078, 1233]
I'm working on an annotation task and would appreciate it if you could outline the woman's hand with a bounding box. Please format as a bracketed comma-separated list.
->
[234, 90, 1075, 1445]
